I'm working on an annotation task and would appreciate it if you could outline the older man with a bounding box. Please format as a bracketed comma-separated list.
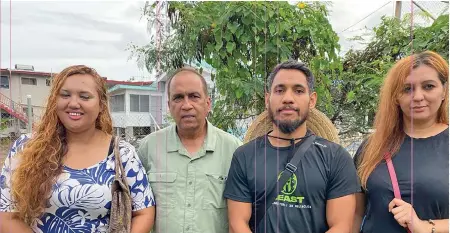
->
[138, 67, 242, 233]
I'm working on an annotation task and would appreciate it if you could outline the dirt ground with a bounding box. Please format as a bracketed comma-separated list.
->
[0, 143, 10, 167]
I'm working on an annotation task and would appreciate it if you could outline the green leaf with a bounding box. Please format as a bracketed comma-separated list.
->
[241, 34, 249, 43]
[269, 9, 275, 18]
[226, 42, 235, 54]
[236, 28, 243, 39]
[269, 23, 276, 34]
[303, 18, 310, 26]
[206, 44, 214, 54]
[215, 40, 223, 51]
[347, 91, 355, 102]
[224, 30, 232, 41]
[255, 18, 264, 29]
[242, 16, 252, 26]
[236, 89, 243, 99]
[228, 22, 239, 34]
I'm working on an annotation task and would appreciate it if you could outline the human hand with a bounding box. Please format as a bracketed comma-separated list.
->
[388, 198, 429, 233]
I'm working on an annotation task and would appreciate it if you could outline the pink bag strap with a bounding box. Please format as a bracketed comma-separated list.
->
[384, 152, 411, 233]
[385, 153, 401, 199]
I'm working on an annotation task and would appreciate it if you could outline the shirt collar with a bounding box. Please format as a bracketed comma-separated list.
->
[166, 120, 216, 153]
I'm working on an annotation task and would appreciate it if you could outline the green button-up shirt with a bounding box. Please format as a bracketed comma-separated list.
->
[137, 121, 242, 233]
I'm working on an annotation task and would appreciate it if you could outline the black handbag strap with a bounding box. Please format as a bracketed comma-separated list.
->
[254, 134, 316, 231]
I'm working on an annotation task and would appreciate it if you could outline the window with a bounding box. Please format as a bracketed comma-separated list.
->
[21, 77, 37, 85]
[0, 76, 9, 89]
[110, 94, 125, 112]
[46, 78, 52, 86]
[130, 94, 150, 112]
[150, 95, 163, 124]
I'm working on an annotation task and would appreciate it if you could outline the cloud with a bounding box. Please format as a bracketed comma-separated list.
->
[1, 0, 419, 81]
[328, 1, 394, 55]
[0, 1, 150, 81]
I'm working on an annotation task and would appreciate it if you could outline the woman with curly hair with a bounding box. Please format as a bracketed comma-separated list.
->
[353, 51, 449, 233]
[0, 65, 155, 232]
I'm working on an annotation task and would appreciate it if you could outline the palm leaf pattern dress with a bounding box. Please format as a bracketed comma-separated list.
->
[0, 135, 155, 233]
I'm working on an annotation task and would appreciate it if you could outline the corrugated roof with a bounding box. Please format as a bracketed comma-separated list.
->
[108, 83, 159, 93]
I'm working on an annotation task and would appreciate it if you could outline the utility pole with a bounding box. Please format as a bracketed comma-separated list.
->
[395, 1, 402, 19]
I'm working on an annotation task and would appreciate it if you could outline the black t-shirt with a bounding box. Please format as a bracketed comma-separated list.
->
[354, 128, 449, 233]
[224, 133, 360, 233]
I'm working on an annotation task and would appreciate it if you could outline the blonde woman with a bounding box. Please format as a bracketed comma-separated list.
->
[353, 51, 449, 233]
[0, 65, 155, 232]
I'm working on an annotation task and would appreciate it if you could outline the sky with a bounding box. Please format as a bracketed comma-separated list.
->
[0, 1, 446, 82]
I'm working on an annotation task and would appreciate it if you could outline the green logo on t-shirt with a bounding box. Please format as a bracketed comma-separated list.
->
[278, 171, 298, 195]
[276, 171, 306, 205]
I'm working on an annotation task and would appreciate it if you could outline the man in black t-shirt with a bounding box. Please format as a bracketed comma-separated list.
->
[224, 60, 360, 233]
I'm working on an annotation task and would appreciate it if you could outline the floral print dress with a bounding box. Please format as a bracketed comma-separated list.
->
[0, 135, 155, 233]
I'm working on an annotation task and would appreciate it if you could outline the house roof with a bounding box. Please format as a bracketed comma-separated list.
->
[1, 68, 53, 77]
[105, 80, 153, 86]
[108, 83, 159, 93]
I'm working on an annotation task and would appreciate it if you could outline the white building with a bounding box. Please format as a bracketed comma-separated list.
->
[0, 66, 52, 137]
[108, 81, 168, 140]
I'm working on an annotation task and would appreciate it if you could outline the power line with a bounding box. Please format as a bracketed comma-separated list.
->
[412, 1, 436, 21]
[338, 1, 391, 34]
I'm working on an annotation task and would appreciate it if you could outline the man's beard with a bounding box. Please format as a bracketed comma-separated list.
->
[268, 105, 308, 134]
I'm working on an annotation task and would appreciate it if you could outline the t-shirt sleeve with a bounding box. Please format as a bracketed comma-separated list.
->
[120, 140, 156, 211]
[0, 134, 30, 212]
[353, 138, 368, 169]
[223, 149, 252, 203]
[327, 146, 361, 200]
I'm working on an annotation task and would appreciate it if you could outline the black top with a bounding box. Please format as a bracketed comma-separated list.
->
[224, 133, 360, 233]
[354, 128, 449, 233]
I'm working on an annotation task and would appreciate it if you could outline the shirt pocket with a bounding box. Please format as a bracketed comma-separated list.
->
[147, 172, 177, 209]
[202, 173, 228, 209]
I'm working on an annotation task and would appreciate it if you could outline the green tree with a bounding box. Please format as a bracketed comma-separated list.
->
[130, 1, 341, 134]
[330, 13, 449, 136]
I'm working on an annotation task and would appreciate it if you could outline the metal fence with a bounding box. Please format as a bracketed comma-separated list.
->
[110, 112, 168, 148]
[400, 1, 448, 25]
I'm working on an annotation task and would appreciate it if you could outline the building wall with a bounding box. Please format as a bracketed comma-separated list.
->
[0, 74, 51, 106]
[0, 74, 51, 121]
[110, 88, 168, 129]
[126, 89, 166, 125]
